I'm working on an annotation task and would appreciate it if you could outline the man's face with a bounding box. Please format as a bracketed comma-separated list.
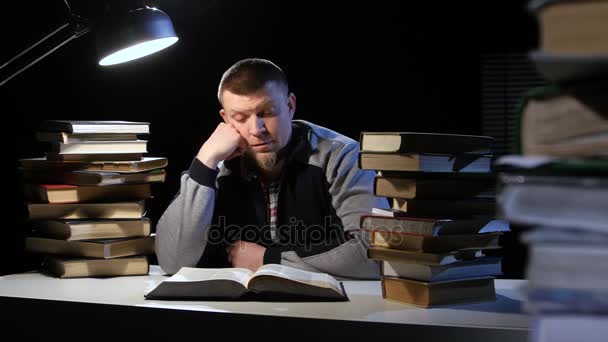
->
[220, 81, 296, 173]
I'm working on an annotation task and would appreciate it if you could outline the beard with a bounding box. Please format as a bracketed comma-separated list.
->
[244, 150, 278, 175]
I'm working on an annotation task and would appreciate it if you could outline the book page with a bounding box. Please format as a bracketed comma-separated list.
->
[166, 267, 253, 287]
[250, 264, 342, 294]
[478, 219, 510, 234]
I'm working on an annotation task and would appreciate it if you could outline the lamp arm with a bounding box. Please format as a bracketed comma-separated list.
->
[0, 3, 90, 87]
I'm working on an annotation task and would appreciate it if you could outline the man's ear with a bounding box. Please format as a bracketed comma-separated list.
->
[288, 93, 296, 120]
[219, 109, 229, 123]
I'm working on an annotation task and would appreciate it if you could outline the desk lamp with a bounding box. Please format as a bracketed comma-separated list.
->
[0, 0, 179, 87]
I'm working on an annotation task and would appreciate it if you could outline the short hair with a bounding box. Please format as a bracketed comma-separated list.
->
[217, 58, 288, 103]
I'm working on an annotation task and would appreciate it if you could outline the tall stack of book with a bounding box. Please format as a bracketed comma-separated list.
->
[18, 120, 167, 278]
[496, 1, 608, 341]
[358, 132, 509, 307]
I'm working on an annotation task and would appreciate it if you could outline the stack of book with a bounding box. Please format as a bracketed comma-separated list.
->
[19, 120, 166, 278]
[358, 131, 509, 307]
[496, 1, 608, 341]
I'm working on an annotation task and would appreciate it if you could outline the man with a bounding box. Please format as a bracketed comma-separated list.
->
[155, 58, 388, 279]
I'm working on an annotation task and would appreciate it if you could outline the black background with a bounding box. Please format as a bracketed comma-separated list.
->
[1, 0, 537, 276]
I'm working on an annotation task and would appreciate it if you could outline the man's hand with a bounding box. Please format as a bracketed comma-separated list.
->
[226, 240, 266, 272]
[197, 123, 247, 169]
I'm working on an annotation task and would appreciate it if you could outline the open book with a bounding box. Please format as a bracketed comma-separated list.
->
[145, 264, 348, 302]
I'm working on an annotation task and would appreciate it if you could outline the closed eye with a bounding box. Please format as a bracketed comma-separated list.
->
[259, 111, 276, 117]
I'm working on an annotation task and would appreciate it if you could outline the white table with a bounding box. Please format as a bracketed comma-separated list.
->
[0, 266, 530, 340]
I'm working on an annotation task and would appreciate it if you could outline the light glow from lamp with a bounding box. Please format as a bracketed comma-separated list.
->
[99, 36, 178, 66]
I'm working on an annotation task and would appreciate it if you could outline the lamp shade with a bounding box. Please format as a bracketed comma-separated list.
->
[97, 7, 178, 66]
